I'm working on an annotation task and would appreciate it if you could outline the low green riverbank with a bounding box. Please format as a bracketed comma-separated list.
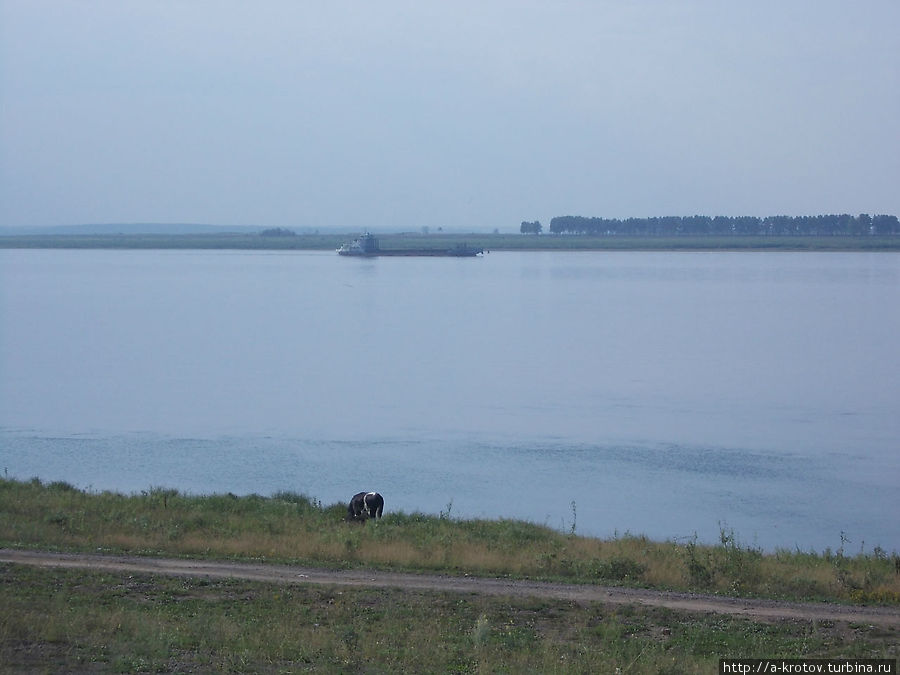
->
[3, 478, 897, 605]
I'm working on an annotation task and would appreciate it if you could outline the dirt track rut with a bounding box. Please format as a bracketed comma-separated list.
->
[3, 548, 899, 627]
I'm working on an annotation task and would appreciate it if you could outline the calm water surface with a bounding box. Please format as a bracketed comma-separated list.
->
[1, 249, 898, 552]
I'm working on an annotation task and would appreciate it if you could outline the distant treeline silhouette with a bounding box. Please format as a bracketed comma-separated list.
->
[259, 227, 297, 237]
[548, 214, 899, 236]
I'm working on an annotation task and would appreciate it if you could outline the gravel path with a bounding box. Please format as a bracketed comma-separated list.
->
[3, 548, 899, 627]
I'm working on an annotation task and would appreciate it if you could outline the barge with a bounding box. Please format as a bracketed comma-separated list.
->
[337, 232, 483, 257]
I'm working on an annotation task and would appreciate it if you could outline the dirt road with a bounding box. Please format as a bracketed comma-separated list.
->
[3, 548, 899, 627]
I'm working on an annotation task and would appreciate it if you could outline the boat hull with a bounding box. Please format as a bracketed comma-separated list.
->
[338, 247, 482, 257]
[337, 233, 482, 257]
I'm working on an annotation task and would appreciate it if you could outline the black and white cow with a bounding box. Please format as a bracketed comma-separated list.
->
[347, 491, 384, 521]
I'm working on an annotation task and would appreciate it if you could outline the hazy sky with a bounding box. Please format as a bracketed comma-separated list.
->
[1, 1, 898, 232]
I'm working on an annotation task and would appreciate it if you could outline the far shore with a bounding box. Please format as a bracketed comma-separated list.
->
[2, 232, 900, 252]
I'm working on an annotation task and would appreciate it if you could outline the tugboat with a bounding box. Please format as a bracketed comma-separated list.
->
[337, 232, 483, 257]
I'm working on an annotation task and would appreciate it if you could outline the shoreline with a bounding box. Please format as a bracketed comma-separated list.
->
[2, 233, 900, 252]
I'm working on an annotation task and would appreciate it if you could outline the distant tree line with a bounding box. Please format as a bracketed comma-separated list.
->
[546, 214, 899, 236]
[259, 227, 297, 237]
[520, 220, 543, 234]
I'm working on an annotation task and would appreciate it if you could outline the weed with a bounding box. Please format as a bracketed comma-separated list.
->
[683, 536, 712, 587]
[714, 526, 762, 593]
[470, 614, 490, 647]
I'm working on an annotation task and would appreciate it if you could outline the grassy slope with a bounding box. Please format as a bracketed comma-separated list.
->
[3, 479, 897, 605]
[2, 479, 898, 672]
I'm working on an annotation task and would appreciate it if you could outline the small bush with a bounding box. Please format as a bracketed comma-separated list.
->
[47, 481, 78, 492]
[46, 512, 69, 528]
[595, 557, 647, 581]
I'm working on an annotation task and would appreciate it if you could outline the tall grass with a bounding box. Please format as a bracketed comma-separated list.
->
[2, 478, 898, 605]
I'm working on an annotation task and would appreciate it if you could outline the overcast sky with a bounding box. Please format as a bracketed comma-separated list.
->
[1, 1, 898, 232]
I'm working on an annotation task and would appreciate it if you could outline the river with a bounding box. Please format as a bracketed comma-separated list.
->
[1, 248, 897, 552]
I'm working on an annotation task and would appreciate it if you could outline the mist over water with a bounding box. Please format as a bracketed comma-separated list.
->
[2, 249, 898, 552]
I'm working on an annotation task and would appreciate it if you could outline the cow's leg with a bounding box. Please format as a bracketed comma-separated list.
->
[365, 492, 378, 518]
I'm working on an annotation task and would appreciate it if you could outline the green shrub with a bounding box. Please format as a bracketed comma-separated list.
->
[594, 557, 647, 581]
